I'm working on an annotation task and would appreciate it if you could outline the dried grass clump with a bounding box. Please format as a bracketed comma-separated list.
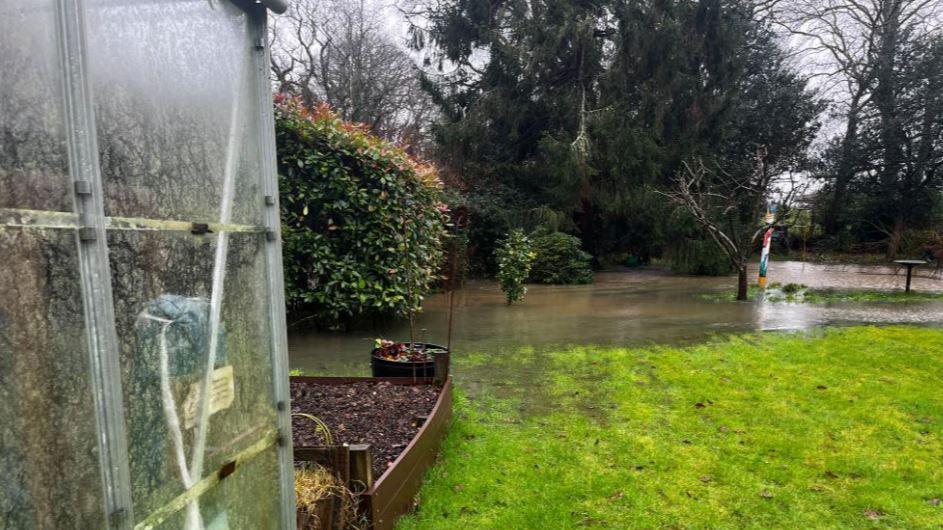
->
[295, 464, 364, 529]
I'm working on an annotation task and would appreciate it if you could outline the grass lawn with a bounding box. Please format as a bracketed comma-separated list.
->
[702, 284, 943, 304]
[802, 289, 943, 304]
[398, 327, 943, 529]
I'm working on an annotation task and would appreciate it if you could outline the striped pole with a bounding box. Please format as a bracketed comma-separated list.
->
[758, 208, 774, 288]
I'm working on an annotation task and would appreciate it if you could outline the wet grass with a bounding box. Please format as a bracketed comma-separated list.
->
[701, 283, 943, 304]
[398, 327, 943, 529]
[802, 289, 943, 304]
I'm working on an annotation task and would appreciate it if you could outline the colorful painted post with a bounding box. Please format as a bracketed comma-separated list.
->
[758, 208, 774, 288]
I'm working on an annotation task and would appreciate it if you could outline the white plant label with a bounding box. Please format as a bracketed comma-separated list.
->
[183, 365, 235, 430]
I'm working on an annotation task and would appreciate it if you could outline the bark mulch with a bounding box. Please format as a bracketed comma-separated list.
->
[290, 380, 440, 478]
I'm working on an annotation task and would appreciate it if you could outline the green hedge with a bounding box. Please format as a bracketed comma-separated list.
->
[275, 97, 448, 326]
[528, 231, 594, 284]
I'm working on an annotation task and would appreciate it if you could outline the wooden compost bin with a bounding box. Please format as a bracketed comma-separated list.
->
[291, 375, 453, 530]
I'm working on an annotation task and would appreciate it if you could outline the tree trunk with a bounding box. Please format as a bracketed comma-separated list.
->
[736, 266, 749, 301]
[577, 196, 598, 263]
[823, 91, 863, 238]
[874, 1, 905, 235]
[886, 215, 905, 260]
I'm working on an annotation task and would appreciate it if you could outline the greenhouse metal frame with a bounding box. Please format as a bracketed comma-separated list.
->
[1, 0, 295, 528]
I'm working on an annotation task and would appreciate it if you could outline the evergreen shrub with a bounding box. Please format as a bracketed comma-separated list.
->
[528, 231, 593, 284]
[275, 96, 448, 326]
[495, 229, 536, 304]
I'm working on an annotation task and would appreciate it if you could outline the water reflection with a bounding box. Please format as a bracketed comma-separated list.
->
[288, 261, 943, 376]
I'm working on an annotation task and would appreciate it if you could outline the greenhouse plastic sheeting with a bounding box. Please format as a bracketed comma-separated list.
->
[0, 0, 295, 528]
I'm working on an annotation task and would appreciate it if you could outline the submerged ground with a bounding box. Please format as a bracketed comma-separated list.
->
[289, 262, 943, 377]
[288, 263, 943, 528]
[398, 327, 943, 529]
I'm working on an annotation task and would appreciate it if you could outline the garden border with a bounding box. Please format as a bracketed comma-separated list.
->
[290, 375, 453, 530]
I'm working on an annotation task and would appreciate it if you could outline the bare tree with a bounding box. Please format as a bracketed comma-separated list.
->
[269, 0, 437, 150]
[770, 0, 880, 236]
[665, 148, 805, 300]
[770, 0, 942, 253]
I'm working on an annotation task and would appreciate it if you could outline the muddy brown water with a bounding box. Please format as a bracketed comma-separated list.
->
[288, 261, 943, 411]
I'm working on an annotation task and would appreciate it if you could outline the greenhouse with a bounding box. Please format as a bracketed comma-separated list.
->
[0, 0, 295, 528]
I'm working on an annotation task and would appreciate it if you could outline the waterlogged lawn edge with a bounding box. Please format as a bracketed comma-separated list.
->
[397, 326, 943, 529]
[701, 283, 943, 304]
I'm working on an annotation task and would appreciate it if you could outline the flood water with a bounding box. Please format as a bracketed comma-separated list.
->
[288, 261, 943, 378]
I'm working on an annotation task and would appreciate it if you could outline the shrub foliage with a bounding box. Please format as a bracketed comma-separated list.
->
[668, 237, 734, 276]
[275, 96, 448, 325]
[495, 229, 536, 305]
[528, 231, 593, 284]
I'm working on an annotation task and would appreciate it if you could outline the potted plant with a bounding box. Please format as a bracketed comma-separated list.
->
[370, 339, 448, 378]
[369, 209, 464, 380]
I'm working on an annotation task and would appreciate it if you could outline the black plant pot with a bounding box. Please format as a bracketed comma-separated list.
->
[370, 342, 448, 378]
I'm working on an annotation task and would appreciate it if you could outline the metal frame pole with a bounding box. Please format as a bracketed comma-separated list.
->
[57, 0, 133, 526]
[247, 6, 298, 528]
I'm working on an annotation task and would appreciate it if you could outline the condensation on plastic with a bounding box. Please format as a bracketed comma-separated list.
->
[1, 1, 285, 527]
[149, 447, 282, 530]
[193, 447, 282, 530]
[0, 2, 107, 527]
[0, 229, 107, 529]
[107, 231, 278, 520]
[0, 0, 72, 212]
[87, 4, 282, 522]
[86, 0, 265, 226]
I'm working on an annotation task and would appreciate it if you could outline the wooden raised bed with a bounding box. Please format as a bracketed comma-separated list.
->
[291, 376, 453, 530]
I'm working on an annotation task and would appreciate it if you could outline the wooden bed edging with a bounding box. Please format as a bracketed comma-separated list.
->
[290, 375, 454, 530]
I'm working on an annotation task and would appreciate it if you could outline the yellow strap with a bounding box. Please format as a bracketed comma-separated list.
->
[134, 429, 280, 530]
